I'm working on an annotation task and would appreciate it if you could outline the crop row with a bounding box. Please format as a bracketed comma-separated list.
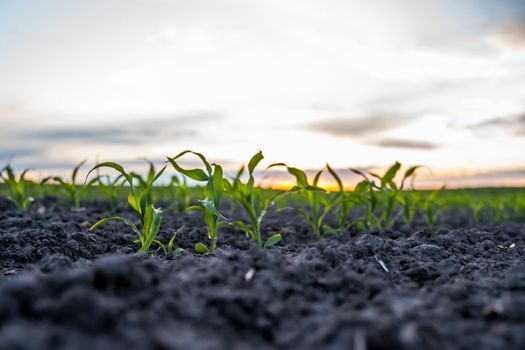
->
[1, 151, 525, 254]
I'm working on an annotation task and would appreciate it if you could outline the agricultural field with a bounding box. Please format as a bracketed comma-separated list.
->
[0, 152, 524, 349]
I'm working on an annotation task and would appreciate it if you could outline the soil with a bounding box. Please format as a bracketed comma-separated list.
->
[0, 196, 524, 350]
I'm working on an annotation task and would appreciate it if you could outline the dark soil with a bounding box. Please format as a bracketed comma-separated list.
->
[1, 197, 524, 350]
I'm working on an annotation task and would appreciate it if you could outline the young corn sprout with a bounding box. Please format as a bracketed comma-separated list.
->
[268, 163, 335, 240]
[44, 160, 98, 209]
[168, 175, 190, 213]
[225, 151, 283, 248]
[423, 187, 444, 227]
[345, 168, 378, 230]
[0, 165, 34, 213]
[396, 166, 425, 226]
[87, 162, 177, 254]
[96, 174, 126, 211]
[168, 150, 226, 253]
[351, 162, 421, 229]
[398, 190, 421, 226]
[227, 165, 246, 215]
[131, 161, 162, 204]
[370, 162, 401, 228]
[324, 164, 368, 236]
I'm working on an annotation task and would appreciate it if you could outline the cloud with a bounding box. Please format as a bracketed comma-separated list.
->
[24, 111, 222, 144]
[7, 161, 83, 171]
[472, 167, 525, 179]
[30, 128, 126, 142]
[304, 114, 438, 151]
[369, 138, 438, 150]
[469, 112, 525, 135]
[0, 148, 41, 163]
[305, 114, 410, 138]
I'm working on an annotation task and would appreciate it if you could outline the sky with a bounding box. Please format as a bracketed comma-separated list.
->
[1, 0, 525, 188]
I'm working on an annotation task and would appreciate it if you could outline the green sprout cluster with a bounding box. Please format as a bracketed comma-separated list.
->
[2, 151, 525, 256]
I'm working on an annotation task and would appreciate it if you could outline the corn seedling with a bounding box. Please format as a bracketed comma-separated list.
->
[168, 175, 190, 213]
[131, 161, 161, 204]
[396, 167, 425, 226]
[351, 163, 421, 229]
[0, 165, 34, 213]
[168, 150, 226, 253]
[228, 165, 246, 215]
[159, 225, 185, 255]
[423, 187, 444, 227]
[96, 174, 126, 211]
[268, 163, 335, 240]
[325, 164, 368, 235]
[398, 190, 421, 225]
[87, 162, 174, 254]
[44, 160, 98, 208]
[225, 151, 283, 248]
[349, 169, 381, 230]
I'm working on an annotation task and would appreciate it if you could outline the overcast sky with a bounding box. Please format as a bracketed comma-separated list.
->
[1, 0, 525, 187]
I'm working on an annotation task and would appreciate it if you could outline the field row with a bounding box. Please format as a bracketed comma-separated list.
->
[2, 151, 525, 253]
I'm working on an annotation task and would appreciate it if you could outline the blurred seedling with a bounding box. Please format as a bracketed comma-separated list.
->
[268, 163, 335, 240]
[168, 175, 190, 213]
[87, 162, 179, 254]
[168, 150, 226, 253]
[225, 151, 283, 248]
[0, 165, 34, 213]
[43, 160, 98, 209]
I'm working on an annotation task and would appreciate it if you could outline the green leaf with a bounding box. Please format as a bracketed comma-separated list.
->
[87, 162, 133, 186]
[168, 226, 184, 253]
[168, 150, 212, 175]
[165, 237, 176, 253]
[264, 233, 282, 249]
[247, 151, 264, 175]
[326, 164, 343, 192]
[151, 165, 167, 185]
[287, 167, 309, 187]
[128, 189, 142, 217]
[401, 165, 422, 189]
[72, 160, 87, 182]
[404, 165, 421, 179]
[354, 180, 370, 194]
[211, 164, 224, 203]
[199, 198, 226, 219]
[382, 161, 401, 184]
[89, 216, 141, 237]
[230, 220, 254, 239]
[313, 168, 324, 187]
[267, 163, 308, 187]
[195, 242, 209, 254]
[146, 161, 155, 184]
[168, 158, 209, 182]
[20, 169, 31, 182]
[189, 151, 213, 174]
[187, 205, 203, 213]
[223, 178, 234, 192]
[138, 205, 163, 253]
[234, 165, 245, 182]
[350, 168, 370, 182]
